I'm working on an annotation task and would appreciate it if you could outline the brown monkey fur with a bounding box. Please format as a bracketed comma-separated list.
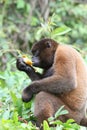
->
[16, 38, 87, 127]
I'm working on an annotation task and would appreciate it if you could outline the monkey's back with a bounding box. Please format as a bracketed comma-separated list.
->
[55, 45, 87, 111]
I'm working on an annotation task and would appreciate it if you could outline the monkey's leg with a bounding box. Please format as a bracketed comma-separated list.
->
[34, 91, 66, 127]
[34, 91, 83, 127]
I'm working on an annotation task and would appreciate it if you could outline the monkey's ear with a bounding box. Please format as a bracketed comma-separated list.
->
[45, 41, 51, 48]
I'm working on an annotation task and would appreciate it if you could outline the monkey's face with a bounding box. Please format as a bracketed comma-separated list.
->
[31, 39, 58, 69]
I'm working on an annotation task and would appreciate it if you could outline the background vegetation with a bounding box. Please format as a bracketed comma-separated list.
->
[0, 0, 87, 129]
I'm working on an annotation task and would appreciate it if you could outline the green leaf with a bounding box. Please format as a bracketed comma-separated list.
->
[50, 120, 63, 125]
[12, 112, 18, 123]
[17, 0, 25, 9]
[10, 91, 17, 105]
[43, 120, 50, 130]
[48, 116, 54, 122]
[25, 3, 31, 13]
[58, 109, 69, 116]
[66, 119, 75, 124]
[0, 75, 5, 80]
[10, 91, 23, 115]
[55, 106, 69, 119]
[51, 25, 71, 36]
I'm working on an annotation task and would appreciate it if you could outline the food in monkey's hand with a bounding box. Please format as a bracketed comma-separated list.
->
[22, 55, 33, 66]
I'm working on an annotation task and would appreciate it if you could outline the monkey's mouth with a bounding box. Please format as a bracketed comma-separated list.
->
[32, 56, 40, 67]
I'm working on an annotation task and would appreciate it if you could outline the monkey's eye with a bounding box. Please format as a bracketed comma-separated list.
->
[45, 41, 51, 48]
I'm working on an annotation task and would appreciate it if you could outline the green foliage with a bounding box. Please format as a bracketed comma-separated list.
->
[0, 63, 34, 121]
[35, 18, 71, 40]
[0, 0, 87, 49]
[47, 106, 80, 130]
[0, 0, 87, 69]
[0, 118, 37, 130]
[0, 63, 86, 130]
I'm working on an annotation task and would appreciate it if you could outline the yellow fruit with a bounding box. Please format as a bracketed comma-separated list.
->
[22, 55, 32, 66]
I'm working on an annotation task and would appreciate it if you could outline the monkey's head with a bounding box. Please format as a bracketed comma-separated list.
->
[31, 39, 58, 69]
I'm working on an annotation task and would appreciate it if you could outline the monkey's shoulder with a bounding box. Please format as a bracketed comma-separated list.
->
[55, 44, 83, 62]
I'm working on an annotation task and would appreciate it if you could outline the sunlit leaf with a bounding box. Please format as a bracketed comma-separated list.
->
[12, 112, 18, 123]
[43, 120, 50, 130]
[51, 25, 71, 36]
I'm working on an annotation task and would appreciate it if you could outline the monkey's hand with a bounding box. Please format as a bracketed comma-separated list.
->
[22, 86, 33, 102]
[16, 57, 33, 72]
[16, 58, 42, 81]
[22, 82, 40, 102]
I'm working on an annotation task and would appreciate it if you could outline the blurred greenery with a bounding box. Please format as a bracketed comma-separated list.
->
[0, 0, 87, 129]
[0, 0, 87, 69]
[0, 0, 87, 68]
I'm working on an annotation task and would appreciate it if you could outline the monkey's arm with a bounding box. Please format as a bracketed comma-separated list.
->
[22, 56, 77, 102]
[16, 58, 42, 81]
